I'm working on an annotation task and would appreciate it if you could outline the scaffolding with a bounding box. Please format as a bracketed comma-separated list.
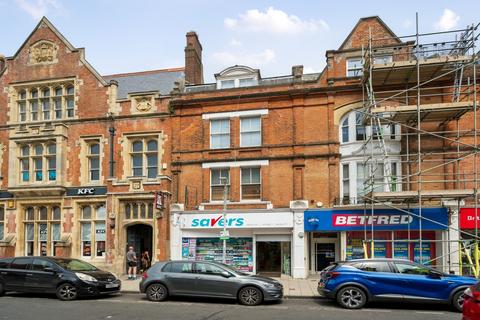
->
[358, 13, 480, 275]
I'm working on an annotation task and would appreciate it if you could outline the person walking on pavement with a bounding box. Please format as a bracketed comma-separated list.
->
[141, 251, 151, 273]
[127, 246, 137, 280]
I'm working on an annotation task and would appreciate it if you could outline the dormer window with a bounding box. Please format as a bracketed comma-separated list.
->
[215, 65, 260, 90]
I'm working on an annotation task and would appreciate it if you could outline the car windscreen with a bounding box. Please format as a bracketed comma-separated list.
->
[53, 259, 98, 271]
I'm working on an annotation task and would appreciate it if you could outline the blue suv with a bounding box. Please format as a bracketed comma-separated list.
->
[318, 258, 477, 311]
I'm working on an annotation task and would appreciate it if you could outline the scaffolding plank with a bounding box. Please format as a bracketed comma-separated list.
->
[368, 189, 475, 202]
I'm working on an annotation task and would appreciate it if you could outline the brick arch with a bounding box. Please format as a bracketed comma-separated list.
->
[334, 101, 363, 125]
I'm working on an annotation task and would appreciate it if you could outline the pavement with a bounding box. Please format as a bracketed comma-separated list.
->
[0, 292, 458, 320]
[120, 274, 321, 298]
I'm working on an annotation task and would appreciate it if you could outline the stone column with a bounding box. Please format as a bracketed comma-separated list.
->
[170, 203, 184, 260]
[290, 200, 307, 279]
[443, 200, 462, 274]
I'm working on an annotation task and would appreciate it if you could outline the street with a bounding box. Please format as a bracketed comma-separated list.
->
[0, 293, 459, 320]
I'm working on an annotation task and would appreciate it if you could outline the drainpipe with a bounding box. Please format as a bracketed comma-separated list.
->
[108, 116, 116, 178]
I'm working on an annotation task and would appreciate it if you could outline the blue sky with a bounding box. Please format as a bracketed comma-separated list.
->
[0, 0, 479, 82]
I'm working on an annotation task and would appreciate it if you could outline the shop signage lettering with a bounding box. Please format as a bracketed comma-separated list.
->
[460, 208, 480, 229]
[304, 208, 448, 232]
[78, 188, 95, 195]
[191, 216, 245, 227]
[333, 214, 413, 226]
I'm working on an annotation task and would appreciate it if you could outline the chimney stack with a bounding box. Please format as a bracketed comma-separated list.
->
[184, 31, 204, 85]
[292, 65, 303, 78]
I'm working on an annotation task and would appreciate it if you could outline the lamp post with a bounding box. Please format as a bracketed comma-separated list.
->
[220, 176, 228, 264]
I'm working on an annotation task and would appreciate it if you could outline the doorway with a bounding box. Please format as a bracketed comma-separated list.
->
[126, 224, 153, 274]
[256, 241, 291, 277]
[315, 243, 336, 272]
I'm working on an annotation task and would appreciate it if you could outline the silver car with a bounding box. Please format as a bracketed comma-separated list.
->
[139, 260, 283, 306]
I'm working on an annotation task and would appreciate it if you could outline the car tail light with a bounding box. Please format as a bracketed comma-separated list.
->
[325, 271, 340, 279]
[142, 272, 148, 280]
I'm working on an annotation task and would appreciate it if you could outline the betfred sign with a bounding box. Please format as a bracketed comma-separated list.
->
[333, 214, 413, 227]
[181, 212, 293, 229]
[305, 208, 448, 231]
[460, 208, 480, 229]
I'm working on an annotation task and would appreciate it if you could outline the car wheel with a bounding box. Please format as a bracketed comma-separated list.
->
[336, 286, 367, 309]
[238, 286, 263, 306]
[146, 283, 168, 302]
[56, 283, 78, 301]
[452, 290, 465, 312]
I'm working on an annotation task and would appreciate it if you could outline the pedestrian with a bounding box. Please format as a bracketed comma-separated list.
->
[141, 251, 151, 272]
[126, 246, 137, 280]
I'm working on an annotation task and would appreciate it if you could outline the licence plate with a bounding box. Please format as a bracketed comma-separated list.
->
[105, 283, 119, 289]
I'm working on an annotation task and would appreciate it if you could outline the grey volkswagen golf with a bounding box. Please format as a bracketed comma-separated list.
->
[139, 260, 283, 306]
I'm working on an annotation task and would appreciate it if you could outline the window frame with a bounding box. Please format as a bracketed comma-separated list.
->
[87, 142, 101, 182]
[129, 137, 159, 179]
[240, 167, 261, 201]
[79, 204, 107, 259]
[346, 57, 363, 77]
[240, 116, 262, 148]
[23, 205, 61, 257]
[210, 168, 230, 202]
[210, 118, 230, 149]
[18, 141, 57, 184]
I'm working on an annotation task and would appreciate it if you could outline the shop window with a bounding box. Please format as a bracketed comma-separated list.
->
[341, 118, 349, 143]
[15, 83, 75, 122]
[124, 202, 154, 220]
[130, 138, 158, 178]
[241, 167, 261, 200]
[18, 142, 57, 183]
[0, 206, 4, 241]
[347, 58, 363, 77]
[240, 117, 261, 147]
[80, 204, 106, 258]
[210, 119, 230, 149]
[23, 205, 61, 256]
[211, 168, 230, 201]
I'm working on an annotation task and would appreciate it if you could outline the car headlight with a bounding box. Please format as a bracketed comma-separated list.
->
[75, 272, 98, 283]
[260, 282, 276, 289]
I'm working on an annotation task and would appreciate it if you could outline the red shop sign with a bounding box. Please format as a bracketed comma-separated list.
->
[460, 208, 480, 229]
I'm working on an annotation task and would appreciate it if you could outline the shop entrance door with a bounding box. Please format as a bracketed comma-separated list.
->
[126, 224, 153, 274]
[315, 243, 336, 272]
[256, 242, 281, 277]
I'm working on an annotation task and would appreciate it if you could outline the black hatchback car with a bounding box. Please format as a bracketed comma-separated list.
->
[0, 256, 121, 300]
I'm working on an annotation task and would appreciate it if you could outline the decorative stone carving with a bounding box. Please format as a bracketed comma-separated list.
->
[29, 40, 58, 65]
[136, 97, 153, 112]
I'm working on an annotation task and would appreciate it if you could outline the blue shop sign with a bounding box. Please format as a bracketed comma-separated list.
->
[304, 208, 448, 232]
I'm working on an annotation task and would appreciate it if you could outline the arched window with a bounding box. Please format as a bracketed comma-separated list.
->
[341, 117, 349, 143]
[355, 112, 366, 141]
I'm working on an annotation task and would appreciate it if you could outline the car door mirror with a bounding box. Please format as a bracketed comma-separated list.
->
[428, 270, 442, 279]
[219, 271, 232, 278]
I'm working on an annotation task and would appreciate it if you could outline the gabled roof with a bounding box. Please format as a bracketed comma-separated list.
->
[6, 16, 107, 85]
[338, 16, 401, 51]
[103, 68, 185, 99]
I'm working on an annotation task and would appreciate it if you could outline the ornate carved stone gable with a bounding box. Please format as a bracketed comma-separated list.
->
[28, 40, 59, 66]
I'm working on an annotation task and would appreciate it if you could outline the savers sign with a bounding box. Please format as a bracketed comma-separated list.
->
[305, 208, 448, 231]
[181, 212, 293, 229]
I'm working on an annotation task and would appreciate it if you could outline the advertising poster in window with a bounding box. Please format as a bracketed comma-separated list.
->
[374, 242, 387, 258]
[83, 241, 92, 257]
[413, 243, 432, 265]
[394, 242, 409, 259]
[346, 238, 364, 260]
[181, 237, 253, 272]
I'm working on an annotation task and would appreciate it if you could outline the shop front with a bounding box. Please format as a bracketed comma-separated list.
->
[459, 207, 480, 275]
[171, 210, 304, 277]
[305, 208, 448, 274]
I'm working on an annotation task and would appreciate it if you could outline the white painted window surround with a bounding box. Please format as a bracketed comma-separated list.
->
[202, 109, 268, 120]
[202, 160, 269, 169]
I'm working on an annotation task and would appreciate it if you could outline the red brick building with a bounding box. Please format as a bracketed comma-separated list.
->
[0, 17, 186, 275]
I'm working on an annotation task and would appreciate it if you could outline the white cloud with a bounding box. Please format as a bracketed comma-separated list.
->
[15, 0, 64, 20]
[224, 7, 329, 35]
[229, 39, 243, 47]
[434, 9, 460, 31]
[212, 49, 275, 67]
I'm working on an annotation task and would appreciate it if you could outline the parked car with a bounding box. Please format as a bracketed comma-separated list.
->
[140, 260, 283, 306]
[317, 258, 477, 311]
[463, 283, 480, 320]
[0, 256, 120, 301]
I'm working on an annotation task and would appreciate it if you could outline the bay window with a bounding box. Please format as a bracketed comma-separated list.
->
[19, 142, 57, 183]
